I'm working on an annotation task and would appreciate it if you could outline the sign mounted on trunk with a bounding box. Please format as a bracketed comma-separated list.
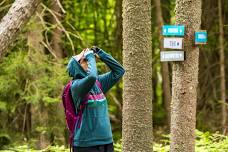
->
[160, 51, 185, 62]
[195, 30, 207, 44]
[162, 25, 185, 36]
[163, 37, 183, 50]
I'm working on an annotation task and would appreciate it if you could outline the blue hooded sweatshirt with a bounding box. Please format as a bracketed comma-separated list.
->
[67, 49, 125, 147]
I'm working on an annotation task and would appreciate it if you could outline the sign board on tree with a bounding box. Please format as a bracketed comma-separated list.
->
[195, 30, 207, 44]
[163, 37, 183, 49]
[162, 25, 185, 36]
[160, 51, 185, 62]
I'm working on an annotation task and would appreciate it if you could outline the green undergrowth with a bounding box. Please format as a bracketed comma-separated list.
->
[1, 130, 228, 152]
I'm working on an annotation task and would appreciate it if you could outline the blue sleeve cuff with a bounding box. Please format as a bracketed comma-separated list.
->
[96, 49, 106, 59]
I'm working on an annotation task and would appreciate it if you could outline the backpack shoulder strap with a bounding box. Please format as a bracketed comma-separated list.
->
[62, 80, 72, 109]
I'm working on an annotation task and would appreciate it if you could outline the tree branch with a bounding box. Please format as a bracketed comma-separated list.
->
[0, 0, 41, 61]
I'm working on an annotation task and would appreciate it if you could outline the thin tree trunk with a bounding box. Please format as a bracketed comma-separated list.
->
[170, 0, 202, 152]
[38, 104, 50, 149]
[51, 0, 64, 59]
[0, 0, 41, 60]
[93, 0, 98, 45]
[122, 0, 153, 152]
[102, 0, 109, 46]
[22, 103, 31, 139]
[218, 0, 226, 134]
[114, 0, 123, 60]
[114, 0, 123, 126]
[154, 0, 171, 127]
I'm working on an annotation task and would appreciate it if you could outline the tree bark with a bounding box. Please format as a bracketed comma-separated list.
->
[122, 1, 153, 152]
[114, 0, 123, 60]
[154, 0, 172, 127]
[0, 0, 41, 60]
[114, 0, 123, 128]
[170, 0, 202, 152]
[51, 0, 64, 59]
[218, 0, 226, 134]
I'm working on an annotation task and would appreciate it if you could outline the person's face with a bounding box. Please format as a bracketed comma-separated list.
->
[79, 57, 88, 71]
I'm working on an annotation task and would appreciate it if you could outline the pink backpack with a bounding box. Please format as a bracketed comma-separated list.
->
[62, 80, 102, 147]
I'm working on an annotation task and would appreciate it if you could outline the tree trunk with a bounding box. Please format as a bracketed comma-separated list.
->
[218, 0, 226, 134]
[27, 11, 51, 149]
[0, 0, 41, 60]
[114, 0, 123, 60]
[114, 0, 123, 128]
[93, 0, 98, 45]
[122, 0, 153, 152]
[51, 0, 64, 59]
[102, 0, 109, 47]
[22, 103, 32, 139]
[154, 0, 172, 127]
[170, 0, 202, 152]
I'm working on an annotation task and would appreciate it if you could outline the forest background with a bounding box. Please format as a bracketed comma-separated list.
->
[0, 0, 228, 151]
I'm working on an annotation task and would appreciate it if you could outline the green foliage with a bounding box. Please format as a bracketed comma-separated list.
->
[1, 0, 227, 149]
[62, 0, 116, 54]
[0, 50, 68, 106]
[0, 145, 69, 152]
[0, 50, 68, 143]
[195, 130, 228, 152]
[0, 133, 11, 149]
[0, 0, 122, 145]
[3, 130, 228, 151]
[114, 141, 122, 152]
[112, 131, 228, 152]
[153, 130, 228, 152]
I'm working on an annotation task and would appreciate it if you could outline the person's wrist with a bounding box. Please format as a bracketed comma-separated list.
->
[84, 50, 94, 57]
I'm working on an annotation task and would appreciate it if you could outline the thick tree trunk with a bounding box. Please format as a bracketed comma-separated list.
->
[154, 0, 171, 127]
[218, 0, 226, 134]
[122, 1, 153, 152]
[0, 0, 41, 60]
[51, 0, 64, 59]
[170, 0, 202, 152]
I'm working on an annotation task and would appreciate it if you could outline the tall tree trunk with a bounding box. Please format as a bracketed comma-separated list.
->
[114, 0, 123, 127]
[102, 0, 109, 47]
[154, 0, 171, 127]
[218, 0, 226, 134]
[170, 0, 202, 152]
[93, 0, 98, 45]
[0, 0, 41, 60]
[114, 0, 123, 60]
[27, 11, 50, 149]
[122, 1, 153, 152]
[51, 0, 64, 59]
[38, 104, 50, 149]
[22, 103, 32, 139]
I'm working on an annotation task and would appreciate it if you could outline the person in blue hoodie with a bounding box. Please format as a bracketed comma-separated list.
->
[67, 46, 125, 152]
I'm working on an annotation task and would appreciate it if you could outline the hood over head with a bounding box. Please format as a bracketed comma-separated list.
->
[67, 57, 87, 79]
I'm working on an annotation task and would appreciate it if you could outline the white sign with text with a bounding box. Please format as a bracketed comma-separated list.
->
[160, 51, 185, 62]
[163, 37, 183, 50]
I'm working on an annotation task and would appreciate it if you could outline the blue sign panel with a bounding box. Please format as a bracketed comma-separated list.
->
[195, 31, 207, 44]
[162, 25, 185, 36]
